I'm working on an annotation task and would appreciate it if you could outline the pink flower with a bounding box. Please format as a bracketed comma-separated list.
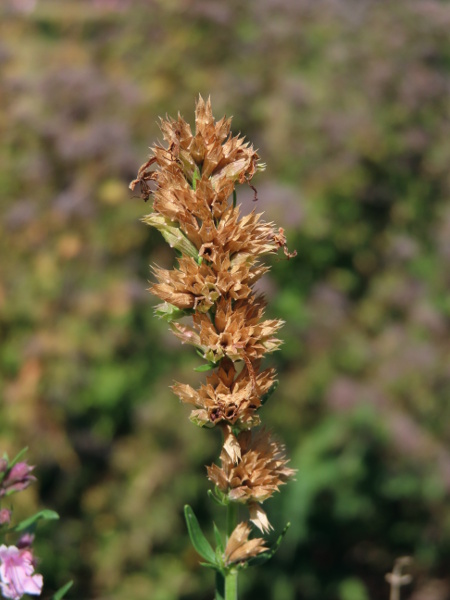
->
[0, 545, 43, 599]
[0, 463, 36, 497]
[0, 509, 11, 526]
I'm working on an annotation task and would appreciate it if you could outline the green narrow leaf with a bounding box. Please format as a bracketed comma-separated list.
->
[247, 522, 291, 566]
[200, 562, 219, 570]
[192, 167, 201, 190]
[207, 489, 226, 506]
[8, 447, 29, 469]
[213, 522, 224, 552]
[13, 509, 59, 532]
[194, 362, 216, 372]
[261, 380, 279, 405]
[52, 581, 73, 600]
[232, 189, 237, 209]
[154, 302, 191, 323]
[184, 505, 216, 564]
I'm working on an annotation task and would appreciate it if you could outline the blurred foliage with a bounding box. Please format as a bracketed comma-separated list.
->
[1, 0, 450, 598]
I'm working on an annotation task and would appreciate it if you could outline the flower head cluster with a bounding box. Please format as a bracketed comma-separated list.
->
[207, 429, 295, 533]
[131, 97, 295, 543]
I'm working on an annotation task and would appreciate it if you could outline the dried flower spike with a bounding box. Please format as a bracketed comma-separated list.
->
[132, 96, 295, 599]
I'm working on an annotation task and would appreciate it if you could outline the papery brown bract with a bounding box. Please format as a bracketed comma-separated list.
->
[224, 522, 267, 566]
[172, 360, 276, 428]
[170, 297, 283, 365]
[207, 429, 296, 532]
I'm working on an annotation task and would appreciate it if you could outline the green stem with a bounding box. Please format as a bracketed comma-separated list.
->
[224, 502, 238, 600]
[225, 569, 238, 600]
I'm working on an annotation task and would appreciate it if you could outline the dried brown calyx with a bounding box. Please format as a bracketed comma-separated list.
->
[224, 522, 267, 566]
[172, 359, 276, 429]
[207, 429, 296, 532]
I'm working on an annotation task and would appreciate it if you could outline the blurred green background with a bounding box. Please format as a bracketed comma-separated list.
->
[1, 0, 450, 598]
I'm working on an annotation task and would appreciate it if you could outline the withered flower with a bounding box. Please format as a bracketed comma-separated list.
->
[130, 96, 262, 214]
[173, 360, 276, 428]
[150, 256, 263, 314]
[207, 429, 296, 532]
[171, 297, 283, 366]
[224, 522, 267, 566]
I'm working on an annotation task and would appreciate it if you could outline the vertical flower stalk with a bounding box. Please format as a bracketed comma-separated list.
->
[131, 96, 296, 599]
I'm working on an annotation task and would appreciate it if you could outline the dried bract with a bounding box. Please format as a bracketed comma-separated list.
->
[207, 429, 296, 532]
[224, 522, 267, 566]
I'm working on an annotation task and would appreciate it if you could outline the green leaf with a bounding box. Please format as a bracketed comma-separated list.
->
[192, 167, 201, 190]
[200, 562, 219, 570]
[213, 522, 224, 552]
[52, 581, 73, 600]
[208, 488, 227, 506]
[184, 505, 216, 564]
[142, 214, 199, 259]
[154, 302, 191, 323]
[189, 415, 211, 428]
[194, 362, 216, 372]
[8, 447, 29, 469]
[13, 509, 59, 532]
[261, 380, 279, 405]
[247, 522, 291, 566]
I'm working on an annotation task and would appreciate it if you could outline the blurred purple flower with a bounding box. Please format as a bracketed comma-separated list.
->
[0, 463, 36, 497]
[0, 545, 43, 599]
[16, 535, 34, 550]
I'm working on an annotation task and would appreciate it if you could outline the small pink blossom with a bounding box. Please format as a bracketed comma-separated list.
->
[0, 545, 43, 599]
[0, 509, 11, 526]
[0, 463, 36, 497]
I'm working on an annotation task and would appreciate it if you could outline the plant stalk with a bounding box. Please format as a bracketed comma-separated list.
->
[225, 569, 238, 600]
[224, 502, 238, 600]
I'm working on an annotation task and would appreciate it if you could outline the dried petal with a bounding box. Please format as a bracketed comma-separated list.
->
[249, 503, 272, 534]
